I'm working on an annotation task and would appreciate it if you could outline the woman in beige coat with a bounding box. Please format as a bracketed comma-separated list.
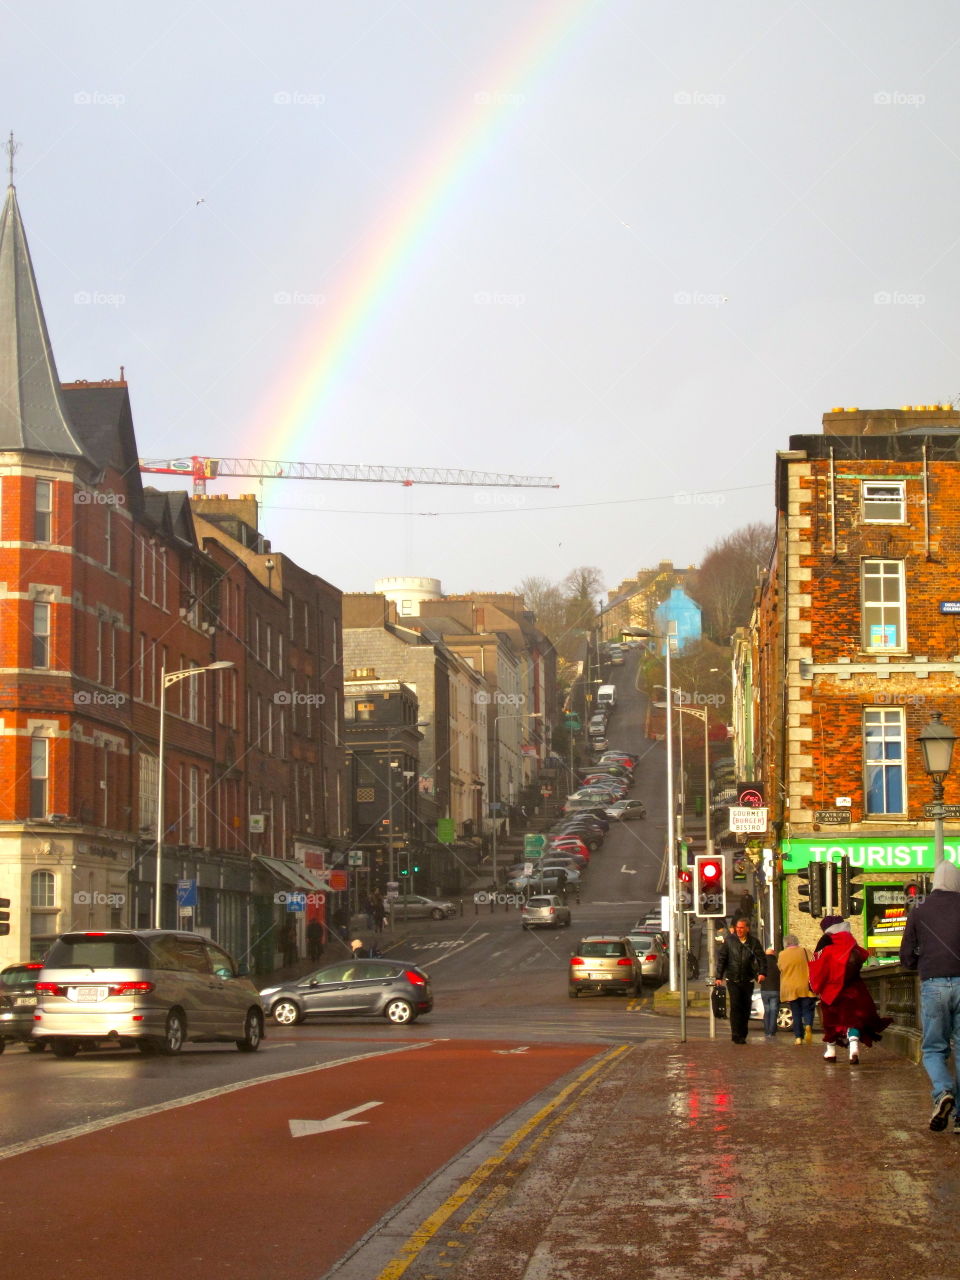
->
[778, 934, 816, 1044]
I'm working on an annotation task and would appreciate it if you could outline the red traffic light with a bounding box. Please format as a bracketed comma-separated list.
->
[678, 869, 692, 884]
[700, 860, 722, 882]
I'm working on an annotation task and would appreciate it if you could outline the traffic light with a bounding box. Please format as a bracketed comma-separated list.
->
[903, 881, 923, 913]
[695, 854, 726, 918]
[678, 867, 693, 911]
[0, 896, 9, 937]
[798, 862, 826, 917]
[838, 857, 865, 916]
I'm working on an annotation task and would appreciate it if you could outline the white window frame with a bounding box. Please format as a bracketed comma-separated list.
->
[34, 479, 52, 543]
[863, 707, 906, 815]
[862, 480, 905, 523]
[32, 602, 50, 669]
[861, 559, 906, 651]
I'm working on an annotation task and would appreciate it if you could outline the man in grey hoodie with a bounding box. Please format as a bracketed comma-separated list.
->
[900, 860, 960, 1132]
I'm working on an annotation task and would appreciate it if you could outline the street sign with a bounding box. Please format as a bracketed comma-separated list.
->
[436, 818, 456, 845]
[728, 806, 768, 833]
[814, 809, 852, 825]
[176, 879, 197, 908]
[524, 833, 547, 857]
[347, 850, 364, 867]
[923, 803, 960, 818]
[564, 713, 581, 731]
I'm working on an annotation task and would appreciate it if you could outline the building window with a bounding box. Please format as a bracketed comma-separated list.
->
[31, 869, 55, 908]
[34, 480, 52, 542]
[105, 507, 113, 569]
[861, 560, 905, 650]
[32, 602, 50, 668]
[356, 700, 375, 722]
[30, 736, 48, 818]
[139, 753, 158, 831]
[864, 708, 905, 815]
[862, 481, 905, 523]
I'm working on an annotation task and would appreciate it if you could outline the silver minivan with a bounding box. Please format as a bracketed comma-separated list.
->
[34, 930, 264, 1057]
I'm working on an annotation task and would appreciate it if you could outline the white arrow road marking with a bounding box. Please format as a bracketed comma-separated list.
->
[620, 864, 637, 874]
[493, 1046, 529, 1055]
[289, 1100, 383, 1138]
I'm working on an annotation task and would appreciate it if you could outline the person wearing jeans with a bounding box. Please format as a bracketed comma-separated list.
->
[900, 860, 960, 1131]
[761, 947, 781, 1038]
[778, 934, 816, 1044]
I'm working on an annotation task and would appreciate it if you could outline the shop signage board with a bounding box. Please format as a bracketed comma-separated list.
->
[783, 836, 960, 873]
[436, 818, 456, 845]
[728, 806, 768, 833]
[864, 884, 911, 950]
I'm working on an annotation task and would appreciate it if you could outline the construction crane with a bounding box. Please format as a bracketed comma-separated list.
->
[138, 456, 559, 497]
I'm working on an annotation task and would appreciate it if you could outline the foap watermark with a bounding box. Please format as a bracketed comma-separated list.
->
[74, 690, 128, 708]
[474, 890, 524, 906]
[473, 491, 527, 508]
[674, 489, 725, 507]
[74, 290, 126, 308]
[274, 290, 326, 306]
[674, 290, 728, 307]
[475, 690, 526, 707]
[873, 90, 925, 108]
[274, 890, 326, 907]
[473, 290, 526, 307]
[674, 89, 726, 108]
[874, 691, 926, 706]
[273, 691, 326, 706]
[74, 90, 125, 108]
[273, 90, 325, 107]
[874, 290, 925, 307]
[75, 490, 125, 506]
[675, 690, 726, 707]
[474, 90, 526, 107]
[75, 891, 126, 906]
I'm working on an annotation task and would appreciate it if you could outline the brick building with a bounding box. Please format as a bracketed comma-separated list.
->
[749, 405, 960, 952]
[0, 184, 345, 969]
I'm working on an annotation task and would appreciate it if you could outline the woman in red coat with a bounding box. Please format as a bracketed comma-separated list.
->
[809, 916, 891, 1064]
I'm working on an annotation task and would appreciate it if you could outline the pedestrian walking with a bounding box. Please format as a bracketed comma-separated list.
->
[370, 889, 385, 935]
[715, 916, 767, 1043]
[350, 938, 371, 959]
[809, 916, 890, 1065]
[306, 917, 324, 963]
[899, 860, 960, 1131]
[778, 934, 816, 1045]
[761, 947, 781, 1039]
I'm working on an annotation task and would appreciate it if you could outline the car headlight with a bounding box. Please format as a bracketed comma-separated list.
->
[260, 987, 280, 998]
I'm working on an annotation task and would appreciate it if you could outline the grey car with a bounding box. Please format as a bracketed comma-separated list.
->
[625, 931, 668, 983]
[261, 958, 433, 1026]
[33, 930, 264, 1056]
[386, 894, 457, 920]
[568, 936, 643, 997]
[521, 894, 572, 929]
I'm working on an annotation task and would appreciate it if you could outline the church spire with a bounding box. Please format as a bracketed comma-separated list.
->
[0, 165, 88, 460]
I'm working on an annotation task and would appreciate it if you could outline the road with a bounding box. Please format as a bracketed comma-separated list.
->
[0, 654, 703, 1278]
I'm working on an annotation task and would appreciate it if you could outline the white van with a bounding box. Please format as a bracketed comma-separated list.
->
[597, 685, 617, 710]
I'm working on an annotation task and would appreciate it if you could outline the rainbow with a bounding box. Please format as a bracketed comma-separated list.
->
[246, 0, 601, 458]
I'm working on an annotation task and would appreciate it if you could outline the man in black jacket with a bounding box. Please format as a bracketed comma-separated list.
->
[716, 916, 767, 1043]
[900, 860, 960, 1131]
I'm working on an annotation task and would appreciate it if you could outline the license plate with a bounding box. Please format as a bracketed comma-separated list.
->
[72, 986, 108, 1003]
[15, 997, 32, 1006]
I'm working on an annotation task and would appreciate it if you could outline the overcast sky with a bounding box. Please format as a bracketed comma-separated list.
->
[4, 1, 959, 601]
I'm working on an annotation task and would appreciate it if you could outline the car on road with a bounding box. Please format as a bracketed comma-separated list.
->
[568, 936, 643, 997]
[551, 826, 602, 851]
[386, 894, 457, 920]
[600, 751, 639, 767]
[0, 962, 45, 1052]
[624, 931, 668, 984]
[604, 799, 647, 821]
[262, 958, 433, 1027]
[585, 763, 631, 780]
[561, 800, 611, 819]
[33, 930, 264, 1056]
[521, 895, 572, 930]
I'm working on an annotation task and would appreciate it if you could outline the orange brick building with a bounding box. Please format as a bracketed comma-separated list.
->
[748, 407, 960, 951]
[0, 184, 345, 969]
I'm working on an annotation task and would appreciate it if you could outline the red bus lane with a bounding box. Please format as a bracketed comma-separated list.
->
[1, 1039, 601, 1280]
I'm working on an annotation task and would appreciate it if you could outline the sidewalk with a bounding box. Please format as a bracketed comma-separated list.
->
[329, 1031, 960, 1280]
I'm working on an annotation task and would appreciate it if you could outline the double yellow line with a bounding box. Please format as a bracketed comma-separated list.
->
[376, 1044, 631, 1279]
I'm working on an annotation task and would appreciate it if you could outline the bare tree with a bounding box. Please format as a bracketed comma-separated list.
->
[690, 523, 774, 642]
[516, 576, 567, 638]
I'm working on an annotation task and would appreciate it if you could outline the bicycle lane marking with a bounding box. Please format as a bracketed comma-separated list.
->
[0, 1038, 602, 1280]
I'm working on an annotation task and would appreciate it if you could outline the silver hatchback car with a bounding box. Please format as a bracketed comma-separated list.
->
[33, 930, 265, 1056]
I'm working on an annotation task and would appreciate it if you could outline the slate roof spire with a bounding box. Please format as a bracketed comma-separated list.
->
[0, 167, 88, 460]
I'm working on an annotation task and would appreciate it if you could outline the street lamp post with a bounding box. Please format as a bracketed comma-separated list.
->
[492, 712, 541, 887]
[155, 660, 234, 929]
[918, 712, 957, 869]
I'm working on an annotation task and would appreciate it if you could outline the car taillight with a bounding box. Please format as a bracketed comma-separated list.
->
[616, 958, 634, 967]
[35, 982, 66, 996]
[404, 970, 426, 986]
[548, 907, 555, 915]
[570, 957, 584, 966]
[107, 982, 155, 996]
[644, 954, 657, 963]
